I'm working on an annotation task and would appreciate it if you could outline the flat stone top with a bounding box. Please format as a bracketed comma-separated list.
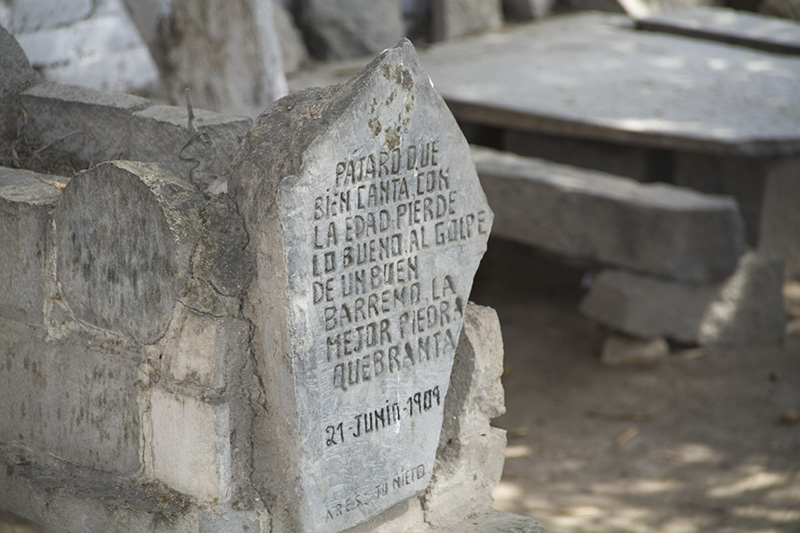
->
[290, 13, 800, 156]
[133, 104, 252, 128]
[21, 81, 152, 111]
[636, 7, 800, 56]
[0, 166, 67, 205]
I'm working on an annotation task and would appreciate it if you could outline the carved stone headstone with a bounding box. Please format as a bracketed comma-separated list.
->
[232, 39, 492, 532]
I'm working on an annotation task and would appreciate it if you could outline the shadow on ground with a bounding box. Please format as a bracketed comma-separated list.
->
[473, 238, 800, 533]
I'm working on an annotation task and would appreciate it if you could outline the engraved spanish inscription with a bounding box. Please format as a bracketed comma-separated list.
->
[233, 40, 493, 533]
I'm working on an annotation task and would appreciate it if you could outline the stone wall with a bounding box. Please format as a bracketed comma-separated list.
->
[0, 29, 542, 533]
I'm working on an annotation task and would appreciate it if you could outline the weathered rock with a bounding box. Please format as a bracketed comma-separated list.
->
[298, 0, 405, 60]
[0, 317, 143, 476]
[600, 334, 669, 366]
[130, 104, 252, 191]
[122, 0, 287, 115]
[20, 82, 151, 164]
[53, 161, 204, 344]
[424, 303, 507, 526]
[431, 0, 503, 41]
[273, 1, 309, 74]
[231, 39, 493, 532]
[0, 167, 65, 326]
[0, 24, 37, 139]
[580, 253, 786, 345]
[472, 146, 747, 282]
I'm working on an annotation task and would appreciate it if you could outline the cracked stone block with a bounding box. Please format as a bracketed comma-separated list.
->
[19, 82, 151, 164]
[149, 388, 231, 503]
[130, 105, 252, 192]
[580, 253, 786, 345]
[232, 39, 493, 532]
[0, 317, 143, 475]
[0, 167, 65, 326]
[424, 303, 508, 526]
[161, 306, 250, 390]
[473, 145, 747, 282]
[53, 161, 204, 344]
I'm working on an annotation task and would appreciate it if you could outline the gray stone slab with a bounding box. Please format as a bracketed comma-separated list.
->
[53, 161, 203, 344]
[232, 39, 492, 532]
[298, 0, 405, 60]
[0, 167, 65, 326]
[0, 318, 143, 475]
[20, 82, 152, 164]
[290, 12, 800, 157]
[431, 0, 503, 41]
[636, 7, 800, 55]
[130, 104, 252, 191]
[472, 146, 746, 282]
[580, 253, 786, 345]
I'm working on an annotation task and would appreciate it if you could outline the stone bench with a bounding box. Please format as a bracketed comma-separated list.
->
[471, 146, 786, 348]
[472, 145, 747, 283]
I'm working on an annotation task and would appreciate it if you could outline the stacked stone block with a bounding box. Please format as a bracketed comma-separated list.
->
[0, 33, 541, 533]
[472, 146, 786, 351]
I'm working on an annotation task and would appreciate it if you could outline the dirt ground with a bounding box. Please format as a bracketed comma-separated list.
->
[473, 238, 800, 533]
[2, 238, 799, 533]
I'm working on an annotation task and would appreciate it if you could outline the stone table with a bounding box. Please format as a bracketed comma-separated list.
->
[291, 12, 800, 277]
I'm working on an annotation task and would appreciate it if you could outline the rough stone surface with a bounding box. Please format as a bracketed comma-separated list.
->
[431, 0, 503, 41]
[635, 6, 800, 55]
[160, 307, 251, 390]
[232, 39, 492, 532]
[130, 104, 252, 191]
[53, 161, 204, 344]
[0, 167, 65, 326]
[122, 0, 287, 115]
[19, 82, 152, 164]
[0, 318, 143, 475]
[273, 1, 309, 74]
[472, 146, 746, 282]
[600, 334, 669, 366]
[0, 24, 37, 139]
[580, 253, 787, 345]
[298, 0, 405, 60]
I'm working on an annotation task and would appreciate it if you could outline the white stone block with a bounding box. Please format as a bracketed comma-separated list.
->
[149, 388, 231, 502]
